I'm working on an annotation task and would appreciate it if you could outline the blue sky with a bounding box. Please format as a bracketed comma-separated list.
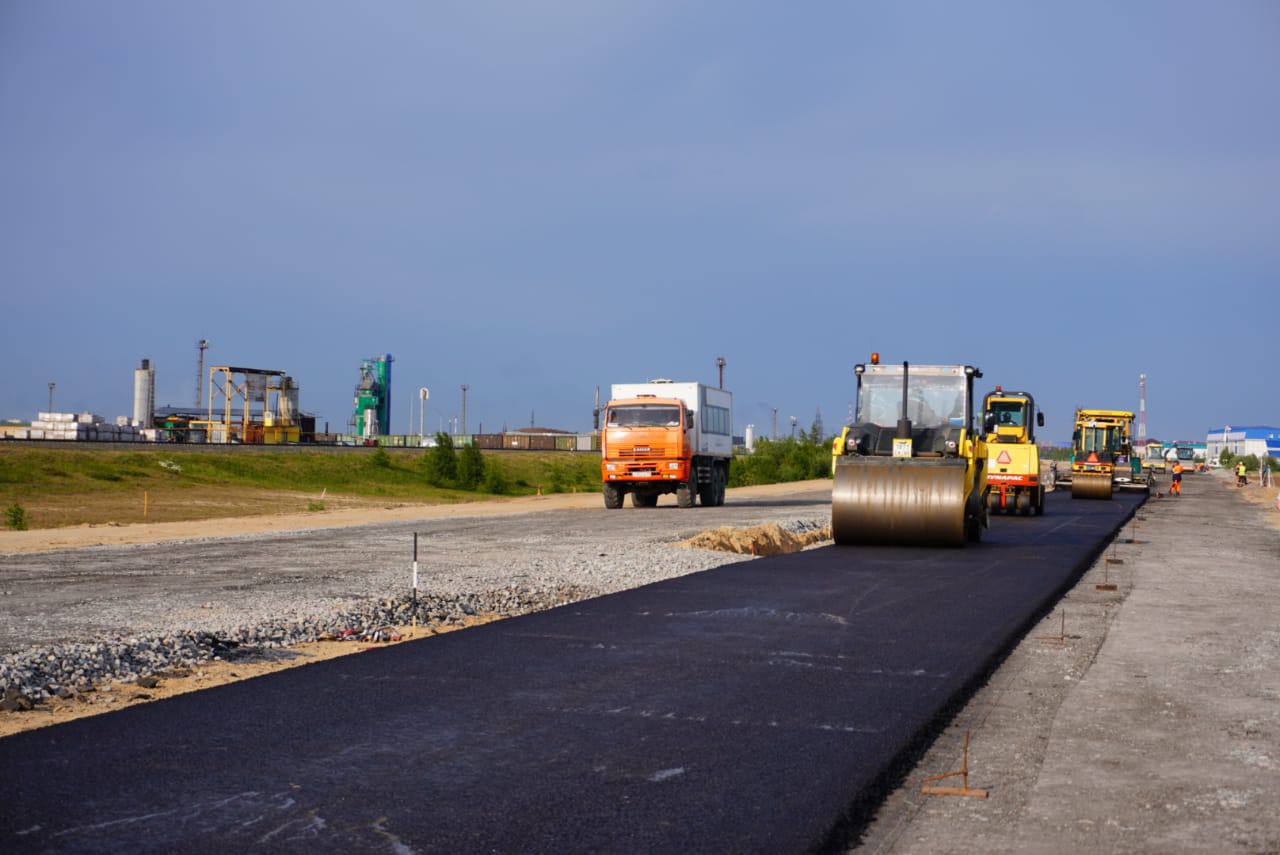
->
[2, 1, 1276, 441]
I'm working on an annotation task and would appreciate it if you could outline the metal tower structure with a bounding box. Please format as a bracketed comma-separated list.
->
[195, 339, 209, 408]
[1138, 373, 1147, 443]
[716, 356, 726, 389]
[460, 384, 469, 436]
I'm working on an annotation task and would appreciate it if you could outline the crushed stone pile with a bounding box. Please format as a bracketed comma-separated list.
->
[0, 584, 592, 709]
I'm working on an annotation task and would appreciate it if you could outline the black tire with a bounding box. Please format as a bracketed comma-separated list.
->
[714, 465, 727, 506]
[697, 463, 715, 506]
[676, 475, 697, 508]
[632, 492, 658, 508]
[986, 490, 1001, 514]
[1016, 491, 1032, 515]
[1034, 486, 1045, 515]
[965, 492, 986, 543]
[603, 483, 624, 509]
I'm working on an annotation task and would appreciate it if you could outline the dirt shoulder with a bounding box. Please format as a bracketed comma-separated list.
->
[0, 479, 831, 554]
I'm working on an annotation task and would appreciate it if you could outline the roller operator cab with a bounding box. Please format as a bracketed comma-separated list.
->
[982, 389, 1046, 516]
[831, 357, 988, 546]
[600, 381, 732, 509]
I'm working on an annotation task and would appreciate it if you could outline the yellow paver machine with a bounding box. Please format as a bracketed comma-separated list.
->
[831, 355, 988, 546]
[983, 388, 1045, 515]
[1057, 409, 1151, 499]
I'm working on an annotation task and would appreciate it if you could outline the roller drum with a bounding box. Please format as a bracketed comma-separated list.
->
[1070, 472, 1114, 500]
[832, 459, 968, 547]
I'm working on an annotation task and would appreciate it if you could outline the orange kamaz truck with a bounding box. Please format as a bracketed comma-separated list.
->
[600, 380, 733, 509]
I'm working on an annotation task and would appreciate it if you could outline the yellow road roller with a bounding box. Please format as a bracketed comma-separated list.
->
[983, 388, 1045, 515]
[1064, 409, 1136, 500]
[831, 355, 988, 546]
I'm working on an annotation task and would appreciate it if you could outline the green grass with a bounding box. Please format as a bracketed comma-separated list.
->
[0, 446, 603, 505]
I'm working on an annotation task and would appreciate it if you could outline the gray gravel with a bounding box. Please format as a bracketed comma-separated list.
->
[0, 488, 830, 705]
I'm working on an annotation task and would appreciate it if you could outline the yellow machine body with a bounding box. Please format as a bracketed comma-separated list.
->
[982, 391, 1045, 515]
[831, 361, 987, 546]
[1069, 409, 1137, 500]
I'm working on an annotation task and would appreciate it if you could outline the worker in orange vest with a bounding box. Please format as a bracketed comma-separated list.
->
[1170, 460, 1183, 496]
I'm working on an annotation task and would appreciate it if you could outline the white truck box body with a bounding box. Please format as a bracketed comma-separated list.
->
[608, 381, 733, 459]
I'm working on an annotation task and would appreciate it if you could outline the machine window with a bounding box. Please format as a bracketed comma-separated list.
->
[986, 401, 1025, 427]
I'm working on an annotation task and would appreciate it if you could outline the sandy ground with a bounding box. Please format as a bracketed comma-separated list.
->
[0, 616, 496, 739]
[0, 479, 832, 555]
[678, 521, 832, 556]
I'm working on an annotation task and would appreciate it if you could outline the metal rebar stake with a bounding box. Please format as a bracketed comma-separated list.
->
[921, 730, 989, 798]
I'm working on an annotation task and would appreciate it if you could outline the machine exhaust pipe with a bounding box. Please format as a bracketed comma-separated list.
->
[896, 361, 913, 441]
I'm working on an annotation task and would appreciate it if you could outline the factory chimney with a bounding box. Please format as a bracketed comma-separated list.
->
[133, 359, 155, 428]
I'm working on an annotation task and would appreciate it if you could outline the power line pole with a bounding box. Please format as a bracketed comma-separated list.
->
[771, 408, 778, 440]
[460, 385, 469, 436]
[1138, 373, 1147, 444]
[716, 356, 726, 389]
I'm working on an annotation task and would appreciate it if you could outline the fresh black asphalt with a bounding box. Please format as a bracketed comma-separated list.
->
[0, 491, 1142, 853]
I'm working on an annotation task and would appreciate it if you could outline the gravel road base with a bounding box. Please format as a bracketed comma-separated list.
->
[0, 487, 830, 706]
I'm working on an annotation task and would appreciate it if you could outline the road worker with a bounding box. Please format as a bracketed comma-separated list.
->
[1236, 460, 1248, 487]
[1170, 460, 1183, 497]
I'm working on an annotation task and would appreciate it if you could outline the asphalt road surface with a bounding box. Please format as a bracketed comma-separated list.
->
[0, 491, 1142, 853]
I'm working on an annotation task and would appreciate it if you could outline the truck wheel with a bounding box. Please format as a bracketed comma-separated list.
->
[715, 465, 727, 506]
[677, 476, 697, 508]
[1034, 486, 1045, 515]
[632, 492, 658, 508]
[603, 484, 624, 509]
[697, 467, 715, 505]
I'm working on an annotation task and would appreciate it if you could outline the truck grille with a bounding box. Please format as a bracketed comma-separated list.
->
[617, 446, 668, 458]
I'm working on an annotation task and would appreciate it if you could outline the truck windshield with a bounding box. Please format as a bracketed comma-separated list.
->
[858, 373, 965, 429]
[607, 405, 681, 428]
[986, 401, 1025, 427]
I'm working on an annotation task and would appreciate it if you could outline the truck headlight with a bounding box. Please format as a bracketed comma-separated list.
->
[668, 462, 680, 469]
[605, 464, 616, 471]
[945, 440, 957, 453]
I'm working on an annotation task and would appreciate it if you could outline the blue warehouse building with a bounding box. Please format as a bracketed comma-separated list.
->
[1205, 425, 1280, 462]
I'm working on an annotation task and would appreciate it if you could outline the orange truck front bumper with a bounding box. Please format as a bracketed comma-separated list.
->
[602, 459, 687, 482]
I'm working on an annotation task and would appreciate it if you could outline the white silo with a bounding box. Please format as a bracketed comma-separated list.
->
[744, 424, 755, 453]
[133, 359, 155, 428]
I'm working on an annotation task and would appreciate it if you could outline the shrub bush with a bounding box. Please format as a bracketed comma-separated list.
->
[457, 444, 486, 489]
[5, 502, 27, 531]
[423, 433, 457, 485]
[483, 463, 509, 495]
[729, 437, 831, 487]
[369, 447, 392, 469]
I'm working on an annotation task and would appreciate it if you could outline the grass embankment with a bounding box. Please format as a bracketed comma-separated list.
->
[0, 447, 600, 530]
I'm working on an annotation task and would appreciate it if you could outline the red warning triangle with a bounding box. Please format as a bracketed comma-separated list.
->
[996, 451, 1012, 464]
[1086, 452, 1099, 463]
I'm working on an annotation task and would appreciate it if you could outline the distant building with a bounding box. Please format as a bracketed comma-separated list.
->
[1205, 426, 1280, 461]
